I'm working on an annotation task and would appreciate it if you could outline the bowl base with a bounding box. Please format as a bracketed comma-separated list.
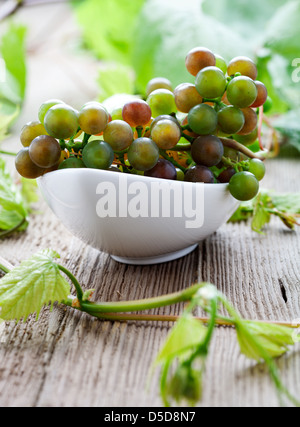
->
[111, 244, 198, 266]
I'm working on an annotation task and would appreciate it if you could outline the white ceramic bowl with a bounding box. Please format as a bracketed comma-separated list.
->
[38, 169, 239, 265]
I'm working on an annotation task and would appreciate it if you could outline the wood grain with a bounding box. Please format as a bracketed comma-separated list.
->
[0, 2, 300, 408]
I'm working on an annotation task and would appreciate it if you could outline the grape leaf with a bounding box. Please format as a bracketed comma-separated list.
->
[263, 1, 300, 61]
[229, 190, 300, 232]
[73, 0, 145, 65]
[0, 157, 28, 232]
[0, 23, 27, 140]
[236, 320, 295, 361]
[202, 0, 284, 46]
[132, 0, 252, 93]
[251, 193, 272, 234]
[97, 63, 135, 102]
[0, 250, 71, 322]
[155, 314, 207, 364]
[273, 110, 300, 152]
[0, 23, 27, 103]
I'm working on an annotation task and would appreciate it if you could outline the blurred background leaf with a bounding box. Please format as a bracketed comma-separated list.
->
[73, 0, 145, 65]
[0, 22, 26, 141]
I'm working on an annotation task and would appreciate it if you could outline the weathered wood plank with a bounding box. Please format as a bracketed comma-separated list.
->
[0, 2, 299, 408]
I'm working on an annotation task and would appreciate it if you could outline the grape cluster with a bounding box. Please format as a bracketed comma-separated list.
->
[15, 47, 269, 202]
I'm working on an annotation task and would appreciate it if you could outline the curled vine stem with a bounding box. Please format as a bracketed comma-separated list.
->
[219, 137, 267, 160]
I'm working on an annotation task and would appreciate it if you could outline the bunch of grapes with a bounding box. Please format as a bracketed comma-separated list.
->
[15, 47, 269, 202]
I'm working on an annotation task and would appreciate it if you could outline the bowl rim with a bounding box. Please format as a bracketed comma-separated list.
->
[38, 168, 230, 188]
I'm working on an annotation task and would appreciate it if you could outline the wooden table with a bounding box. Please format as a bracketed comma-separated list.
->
[0, 2, 300, 408]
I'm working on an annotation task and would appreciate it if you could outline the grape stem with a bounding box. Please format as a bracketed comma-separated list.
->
[64, 284, 201, 315]
[0, 261, 298, 330]
[181, 133, 194, 144]
[159, 150, 187, 172]
[0, 150, 18, 157]
[220, 137, 266, 160]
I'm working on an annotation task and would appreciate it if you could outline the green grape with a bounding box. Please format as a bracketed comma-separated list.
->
[234, 128, 258, 146]
[176, 168, 185, 181]
[15, 148, 45, 179]
[250, 81, 268, 108]
[38, 99, 64, 124]
[187, 104, 218, 135]
[227, 56, 258, 80]
[103, 120, 133, 151]
[237, 108, 258, 136]
[174, 83, 202, 113]
[226, 76, 258, 108]
[78, 103, 109, 135]
[150, 115, 181, 133]
[215, 54, 227, 74]
[146, 89, 177, 118]
[44, 104, 79, 139]
[82, 140, 114, 170]
[191, 135, 224, 167]
[20, 121, 48, 147]
[184, 165, 214, 183]
[58, 157, 86, 169]
[144, 159, 177, 180]
[248, 159, 266, 181]
[185, 47, 216, 77]
[146, 77, 173, 97]
[217, 106, 245, 135]
[127, 138, 159, 171]
[229, 172, 259, 201]
[122, 100, 152, 127]
[150, 119, 181, 149]
[195, 66, 227, 99]
[29, 135, 61, 168]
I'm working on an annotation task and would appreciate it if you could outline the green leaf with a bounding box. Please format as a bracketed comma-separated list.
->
[236, 320, 295, 361]
[229, 190, 300, 232]
[263, 1, 300, 61]
[256, 55, 290, 115]
[0, 250, 71, 322]
[0, 101, 19, 141]
[97, 63, 135, 102]
[0, 157, 28, 232]
[251, 193, 271, 234]
[20, 177, 39, 211]
[202, 0, 284, 46]
[0, 23, 27, 104]
[133, 0, 252, 93]
[73, 0, 145, 64]
[0, 23, 27, 140]
[155, 314, 207, 364]
[273, 110, 300, 151]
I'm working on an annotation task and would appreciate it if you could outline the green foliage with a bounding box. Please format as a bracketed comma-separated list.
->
[0, 157, 28, 233]
[0, 250, 70, 322]
[273, 110, 300, 152]
[0, 23, 27, 140]
[73, 0, 145, 65]
[155, 315, 207, 364]
[236, 320, 295, 361]
[132, 0, 250, 94]
[229, 190, 300, 233]
[97, 64, 135, 102]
